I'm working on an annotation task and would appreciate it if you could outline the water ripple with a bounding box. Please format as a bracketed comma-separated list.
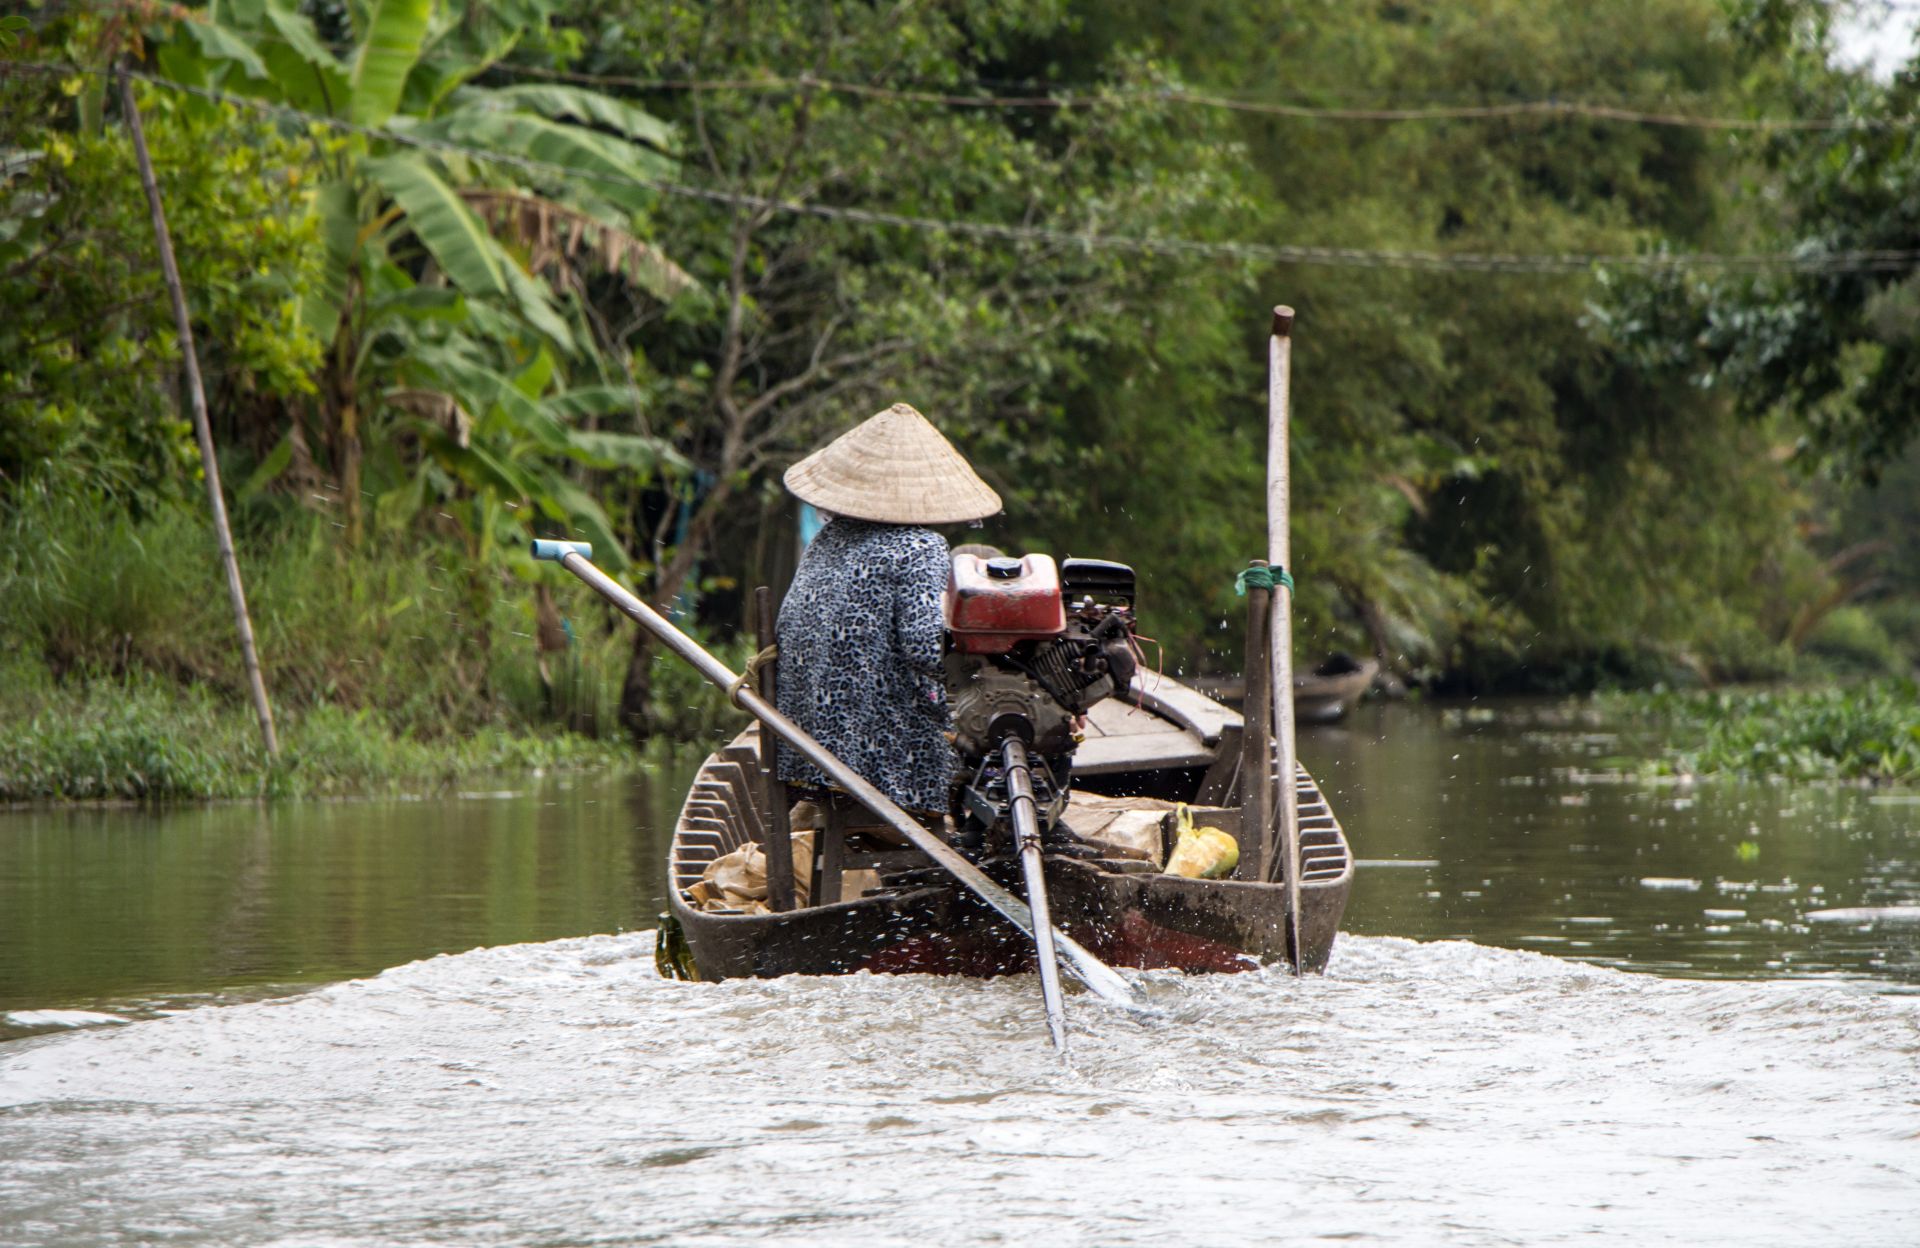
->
[2, 933, 1917, 1246]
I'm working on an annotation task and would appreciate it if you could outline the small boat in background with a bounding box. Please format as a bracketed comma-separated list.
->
[1293, 653, 1379, 725]
[1190, 652, 1380, 726]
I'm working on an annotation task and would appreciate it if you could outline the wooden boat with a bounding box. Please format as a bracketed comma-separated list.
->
[1190, 658, 1381, 727]
[659, 674, 1354, 982]
[655, 310, 1351, 990]
[1293, 654, 1379, 725]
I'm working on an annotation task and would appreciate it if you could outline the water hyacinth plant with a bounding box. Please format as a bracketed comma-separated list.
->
[1606, 681, 1920, 784]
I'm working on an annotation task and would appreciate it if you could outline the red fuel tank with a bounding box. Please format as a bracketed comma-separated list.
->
[946, 553, 1066, 654]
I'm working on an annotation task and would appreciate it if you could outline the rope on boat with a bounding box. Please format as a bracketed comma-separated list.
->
[1234, 565, 1295, 595]
[727, 643, 780, 708]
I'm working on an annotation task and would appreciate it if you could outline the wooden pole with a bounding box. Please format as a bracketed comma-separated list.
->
[120, 67, 279, 757]
[1238, 560, 1272, 883]
[753, 586, 796, 913]
[1267, 305, 1302, 971]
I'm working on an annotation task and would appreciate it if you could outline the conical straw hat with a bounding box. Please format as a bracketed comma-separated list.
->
[784, 403, 1002, 525]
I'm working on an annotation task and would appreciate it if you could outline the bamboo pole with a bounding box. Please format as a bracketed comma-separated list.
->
[120, 67, 279, 757]
[1267, 305, 1302, 971]
[1238, 559, 1273, 882]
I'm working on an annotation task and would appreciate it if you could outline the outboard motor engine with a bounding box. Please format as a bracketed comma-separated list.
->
[944, 553, 1138, 844]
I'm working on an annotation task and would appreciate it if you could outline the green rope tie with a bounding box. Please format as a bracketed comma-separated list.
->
[1234, 565, 1295, 596]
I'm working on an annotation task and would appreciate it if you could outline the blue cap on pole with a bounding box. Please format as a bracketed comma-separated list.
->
[530, 539, 593, 562]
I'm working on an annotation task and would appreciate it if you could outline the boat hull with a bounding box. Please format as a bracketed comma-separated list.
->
[672, 855, 1344, 981]
[1293, 658, 1379, 725]
[665, 678, 1353, 982]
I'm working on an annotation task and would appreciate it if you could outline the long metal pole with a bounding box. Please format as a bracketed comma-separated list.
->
[121, 67, 279, 758]
[1267, 305, 1302, 972]
[1002, 736, 1069, 1053]
[534, 541, 1144, 1014]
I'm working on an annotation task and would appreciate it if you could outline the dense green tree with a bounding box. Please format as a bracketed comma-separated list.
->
[1601, 1, 1920, 483]
[0, 55, 321, 507]
[1053, 0, 1828, 685]
[528, 0, 1261, 730]
[3, 1, 693, 724]
[7, 0, 1905, 753]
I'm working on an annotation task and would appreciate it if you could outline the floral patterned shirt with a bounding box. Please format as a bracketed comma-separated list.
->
[775, 518, 954, 812]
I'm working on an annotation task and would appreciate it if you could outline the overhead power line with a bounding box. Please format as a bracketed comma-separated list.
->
[61, 17, 1918, 134]
[5, 61, 1917, 277]
[480, 63, 1917, 134]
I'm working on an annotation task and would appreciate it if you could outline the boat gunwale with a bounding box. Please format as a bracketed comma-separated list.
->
[661, 674, 1352, 978]
[665, 709, 1354, 921]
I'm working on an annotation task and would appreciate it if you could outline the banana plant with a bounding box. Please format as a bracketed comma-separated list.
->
[156, 0, 695, 565]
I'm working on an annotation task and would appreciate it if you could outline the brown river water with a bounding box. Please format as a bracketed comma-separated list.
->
[2, 701, 1917, 1245]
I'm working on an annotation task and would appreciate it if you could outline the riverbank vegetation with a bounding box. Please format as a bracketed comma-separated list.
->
[1603, 681, 1920, 784]
[0, 666, 642, 801]
[4, 1, 1920, 797]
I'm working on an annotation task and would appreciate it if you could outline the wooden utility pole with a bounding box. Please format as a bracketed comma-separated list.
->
[120, 67, 279, 757]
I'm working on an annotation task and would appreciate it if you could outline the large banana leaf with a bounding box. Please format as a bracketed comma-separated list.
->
[482, 381, 569, 450]
[544, 478, 629, 569]
[302, 177, 359, 336]
[421, 430, 631, 570]
[406, 345, 568, 449]
[364, 156, 510, 299]
[563, 430, 687, 474]
[403, 1, 536, 114]
[500, 257, 574, 350]
[455, 84, 676, 152]
[442, 436, 541, 507]
[368, 286, 467, 323]
[542, 385, 643, 420]
[179, 19, 271, 81]
[259, 0, 342, 73]
[256, 3, 351, 112]
[349, 0, 433, 127]
[427, 111, 671, 214]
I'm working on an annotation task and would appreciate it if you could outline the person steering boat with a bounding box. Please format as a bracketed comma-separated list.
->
[775, 402, 1001, 826]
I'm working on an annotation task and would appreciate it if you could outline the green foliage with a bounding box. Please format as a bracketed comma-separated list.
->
[0, 75, 323, 505]
[543, 2, 1260, 627]
[1802, 606, 1904, 677]
[145, 0, 689, 570]
[1835, 445, 1920, 598]
[1047, 0, 1816, 681]
[0, 674, 240, 800]
[1871, 598, 1920, 665]
[8, 0, 1919, 791]
[643, 626, 753, 752]
[1596, 1, 1920, 483]
[1606, 680, 1920, 782]
[0, 670, 641, 801]
[3, 494, 232, 684]
[0, 491, 727, 744]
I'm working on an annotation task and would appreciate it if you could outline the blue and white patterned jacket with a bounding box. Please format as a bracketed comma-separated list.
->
[775, 518, 954, 813]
